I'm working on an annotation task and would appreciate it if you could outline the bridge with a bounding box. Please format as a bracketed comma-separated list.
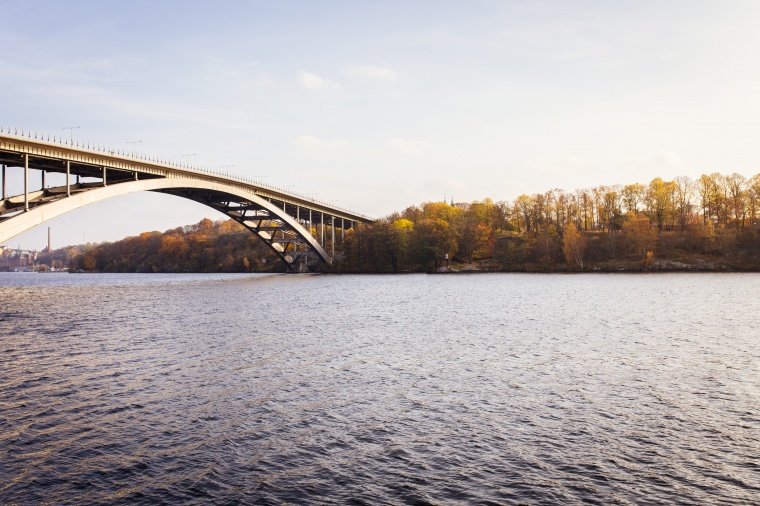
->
[0, 129, 372, 271]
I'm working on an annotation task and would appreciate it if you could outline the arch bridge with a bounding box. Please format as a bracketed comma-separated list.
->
[0, 130, 371, 271]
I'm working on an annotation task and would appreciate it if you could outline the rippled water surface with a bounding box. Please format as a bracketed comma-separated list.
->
[1, 272, 759, 504]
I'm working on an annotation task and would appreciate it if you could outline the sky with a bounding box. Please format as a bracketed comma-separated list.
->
[3, 0, 760, 249]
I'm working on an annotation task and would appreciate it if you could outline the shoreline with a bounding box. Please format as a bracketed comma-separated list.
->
[13, 258, 759, 275]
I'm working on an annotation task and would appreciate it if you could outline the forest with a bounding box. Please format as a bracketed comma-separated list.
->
[41, 218, 282, 273]
[337, 172, 760, 272]
[38, 171, 760, 273]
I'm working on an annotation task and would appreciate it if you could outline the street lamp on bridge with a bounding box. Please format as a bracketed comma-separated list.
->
[63, 126, 80, 143]
[182, 153, 197, 166]
[127, 140, 142, 156]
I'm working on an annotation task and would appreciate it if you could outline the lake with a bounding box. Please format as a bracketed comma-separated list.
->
[1, 272, 759, 504]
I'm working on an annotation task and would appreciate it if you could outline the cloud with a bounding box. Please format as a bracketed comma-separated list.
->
[621, 151, 693, 181]
[344, 65, 398, 82]
[298, 70, 341, 91]
[255, 73, 275, 88]
[417, 177, 469, 203]
[523, 154, 591, 173]
[387, 137, 422, 157]
[0, 57, 274, 132]
[518, 154, 598, 191]
[295, 134, 356, 158]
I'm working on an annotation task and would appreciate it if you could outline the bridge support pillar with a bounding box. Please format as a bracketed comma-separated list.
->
[102, 166, 107, 187]
[331, 215, 335, 257]
[321, 212, 325, 246]
[342, 218, 345, 243]
[296, 255, 310, 273]
[1, 164, 5, 199]
[41, 169, 46, 190]
[24, 154, 29, 211]
[66, 161, 71, 197]
[295, 206, 300, 252]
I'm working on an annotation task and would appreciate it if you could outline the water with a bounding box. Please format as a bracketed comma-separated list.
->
[1, 272, 759, 504]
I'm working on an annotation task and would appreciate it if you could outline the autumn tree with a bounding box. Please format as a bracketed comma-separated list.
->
[726, 172, 747, 230]
[457, 202, 494, 263]
[673, 176, 695, 230]
[645, 178, 676, 230]
[622, 183, 645, 214]
[747, 174, 760, 227]
[623, 213, 657, 259]
[562, 223, 586, 269]
[513, 194, 533, 232]
[409, 218, 457, 271]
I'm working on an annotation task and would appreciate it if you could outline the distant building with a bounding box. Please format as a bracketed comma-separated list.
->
[0, 248, 39, 271]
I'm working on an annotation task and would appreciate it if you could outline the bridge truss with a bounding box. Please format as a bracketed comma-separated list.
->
[0, 131, 371, 271]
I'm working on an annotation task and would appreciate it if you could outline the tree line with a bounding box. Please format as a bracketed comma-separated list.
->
[49, 171, 760, 273]
[336, 172, 760, 272]
[55, 218, 283, 273]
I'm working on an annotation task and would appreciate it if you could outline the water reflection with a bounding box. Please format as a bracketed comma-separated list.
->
[1, 273, 759, 504]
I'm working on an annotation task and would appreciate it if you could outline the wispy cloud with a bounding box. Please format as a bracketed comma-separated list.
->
[295, 134, 356, 158]
[344, 65, 398, 82]
[298, 70, 341, 91]
[622, 151, 693, 179]
[387, 137, 423, 157]
[520, 154, 596, 189]
[418, 177, 469, 202]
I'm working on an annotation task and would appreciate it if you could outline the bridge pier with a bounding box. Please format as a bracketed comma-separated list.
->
[24, 154, 29, 211]
[295, 206, 300, 252]
[66, 161, 71, 196]
[2, 164, 5, 199]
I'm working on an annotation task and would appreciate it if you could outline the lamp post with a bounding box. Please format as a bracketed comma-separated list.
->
[127, 141, 142, 156]
[182, 153, 197, 166]
[63, 126, 80, 142]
